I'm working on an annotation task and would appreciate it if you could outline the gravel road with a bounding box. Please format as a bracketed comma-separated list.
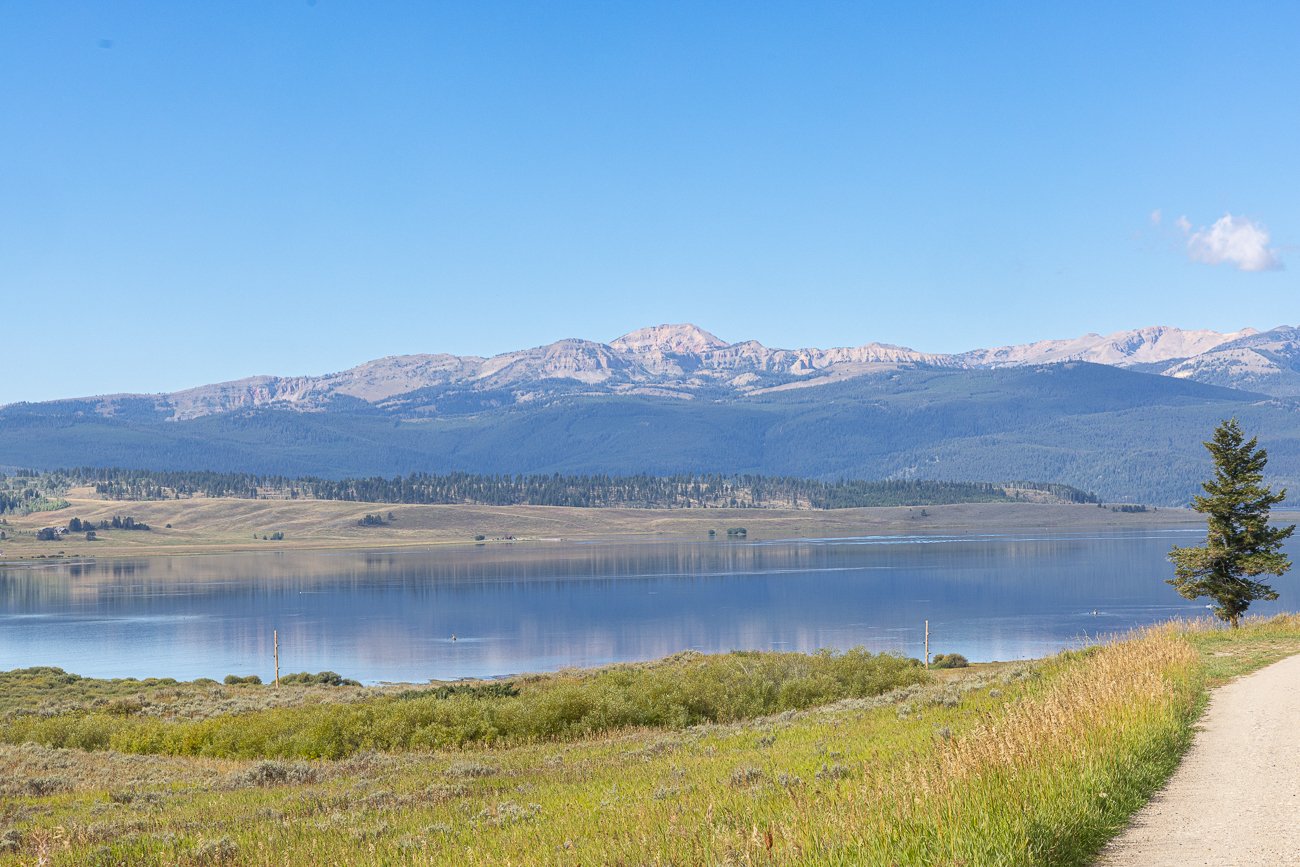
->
[1097, 653, 1300, 866]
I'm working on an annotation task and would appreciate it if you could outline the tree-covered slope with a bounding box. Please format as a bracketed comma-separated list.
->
[1, 363, 1292, 504]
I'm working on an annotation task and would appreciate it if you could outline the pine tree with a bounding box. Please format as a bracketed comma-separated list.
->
[1168, 418, 1294, 627]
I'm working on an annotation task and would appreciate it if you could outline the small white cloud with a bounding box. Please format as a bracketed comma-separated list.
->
[1186, 214, 1283, 272]
[1175, 215, 1192, 233]
[1150, 209, 1162, 225]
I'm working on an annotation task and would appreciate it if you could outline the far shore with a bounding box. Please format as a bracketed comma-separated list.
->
[0, 491, 1237, 562]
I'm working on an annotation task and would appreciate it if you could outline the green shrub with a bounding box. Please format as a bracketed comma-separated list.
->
[931, 653, 969, 669]
[393, 682, 519, 701]
[0, 648, 929, 760]
[0, 667, 180, 713]
[223, 675, 263, 686]
[278, 671, 360, 687]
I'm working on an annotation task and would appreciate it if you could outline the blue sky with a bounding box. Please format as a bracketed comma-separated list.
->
[2, 2, 1296, 404]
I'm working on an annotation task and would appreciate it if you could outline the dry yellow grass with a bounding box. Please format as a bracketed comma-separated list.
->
[0, 490, 1208, 561]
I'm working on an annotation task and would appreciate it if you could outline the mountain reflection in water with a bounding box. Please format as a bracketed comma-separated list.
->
[2, 528, 1287, 684]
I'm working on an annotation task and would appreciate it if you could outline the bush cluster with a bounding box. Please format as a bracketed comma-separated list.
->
[279, 671, 361, 687]
[0, 667, 178, 713]
[931, 653, 969, 669]
[69, 516, 149, 532]
[1, 648, 928, 760]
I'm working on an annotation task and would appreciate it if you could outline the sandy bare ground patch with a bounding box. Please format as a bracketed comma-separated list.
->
[1097, 653, 1300, 866]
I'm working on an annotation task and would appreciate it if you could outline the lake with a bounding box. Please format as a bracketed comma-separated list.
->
[2, 527, 1294, 684]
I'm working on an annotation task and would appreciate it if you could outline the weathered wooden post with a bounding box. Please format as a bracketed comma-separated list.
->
[925, 620, 930, 670]
[274, 630, 280, 688]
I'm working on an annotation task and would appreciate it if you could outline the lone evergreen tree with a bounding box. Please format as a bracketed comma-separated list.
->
[1168, 418, 1294, 627]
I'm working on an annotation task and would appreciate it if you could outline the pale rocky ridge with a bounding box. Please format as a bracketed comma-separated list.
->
[953, 325, 1259, 368]
[1159, 326, 1300, 395]
[13, 322, 1300, 421]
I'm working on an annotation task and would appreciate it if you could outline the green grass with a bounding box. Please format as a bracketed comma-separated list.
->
[1, 616, 1298, 866]
[1177, 613, 1300, 680]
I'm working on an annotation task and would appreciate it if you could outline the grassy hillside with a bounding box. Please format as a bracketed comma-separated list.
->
[3, 363, 1294, 504]
[0, 495, 1201, 562]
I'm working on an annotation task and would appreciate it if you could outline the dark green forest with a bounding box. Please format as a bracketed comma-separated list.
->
[3, 363, 1296, 505]
[6, 466, 1096, 512]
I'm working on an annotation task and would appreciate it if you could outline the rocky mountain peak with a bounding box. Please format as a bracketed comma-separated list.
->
[14, 322, 1300, 422]
[610, 324, 730, 355]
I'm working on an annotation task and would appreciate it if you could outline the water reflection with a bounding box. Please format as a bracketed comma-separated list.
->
[1, 528, 1290, 684]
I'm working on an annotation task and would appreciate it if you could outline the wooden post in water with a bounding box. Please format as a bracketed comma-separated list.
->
[924, 620, 930, 670]
[274, 630, 280, 688]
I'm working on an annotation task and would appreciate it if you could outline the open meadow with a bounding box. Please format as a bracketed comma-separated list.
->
[2, 615, 1297, 866]
[0, 490, 1210, 562]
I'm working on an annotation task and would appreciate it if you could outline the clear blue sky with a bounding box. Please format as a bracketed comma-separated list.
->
[2, 2, 1297, 404]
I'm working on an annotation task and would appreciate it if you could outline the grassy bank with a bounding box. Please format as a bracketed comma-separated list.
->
[0, 492, 1205, 562]
[1, 616, 1298, 866]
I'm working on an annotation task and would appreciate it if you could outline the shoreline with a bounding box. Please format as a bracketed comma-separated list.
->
[7, 622, 1297, 866]
[0, 498, 1217, 563]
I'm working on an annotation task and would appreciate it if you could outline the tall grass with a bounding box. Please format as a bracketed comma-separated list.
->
[0, 648, 929, 759]
[791, 629, 1205, 865]
[1158, 610, 1300, 641]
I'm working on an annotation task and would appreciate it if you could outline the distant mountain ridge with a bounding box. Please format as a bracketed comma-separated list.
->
[952, 325, 1259, 368]
[3, 356, 1297, 505]
[11, 322, 1297, 421]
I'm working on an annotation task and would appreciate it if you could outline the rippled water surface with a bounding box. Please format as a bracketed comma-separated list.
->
[3, 528, 1294, 683]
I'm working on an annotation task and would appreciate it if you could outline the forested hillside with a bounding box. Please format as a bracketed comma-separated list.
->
[2, 363, 1295, 505]
[1, 467, 1097, 513]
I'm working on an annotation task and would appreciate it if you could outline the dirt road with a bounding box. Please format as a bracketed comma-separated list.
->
[1097, 653, 1300, 865]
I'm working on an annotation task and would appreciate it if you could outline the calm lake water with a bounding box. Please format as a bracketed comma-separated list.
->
[3, 528, 1295, 684]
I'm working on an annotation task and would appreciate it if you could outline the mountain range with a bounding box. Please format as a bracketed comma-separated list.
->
[3, 323, 1299, 506]
[8, 323, 1300, 421]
